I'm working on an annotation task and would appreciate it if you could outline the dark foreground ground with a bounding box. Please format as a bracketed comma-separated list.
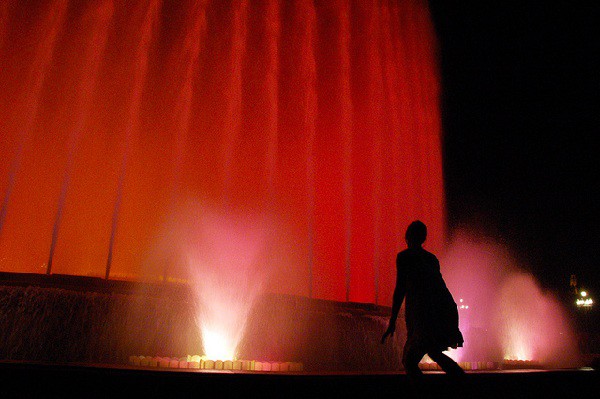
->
[0, 362, 597, 399]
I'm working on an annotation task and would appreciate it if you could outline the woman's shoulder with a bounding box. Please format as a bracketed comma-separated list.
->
[396, 248, 413, 259]
[422, 249, 439, 261]
[397, 248, 440, 267]
[397, 247, 438, 257]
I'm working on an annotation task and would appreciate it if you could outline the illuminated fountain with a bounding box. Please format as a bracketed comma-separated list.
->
[0, 0, 444, 371]
[0, 0, 582, 373]
[152, 201, 279, 366]
[0, 0, 443, 298]
[438, 229, 582, 370]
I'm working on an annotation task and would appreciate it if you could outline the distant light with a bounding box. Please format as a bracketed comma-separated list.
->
[576, 298, 593, 308]
[581, 291, 587, 297]
[465, 306, 469, 309]
[459, 299, 463, 303]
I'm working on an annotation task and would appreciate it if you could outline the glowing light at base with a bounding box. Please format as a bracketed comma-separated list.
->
[128, 355, 303, 372]
[500, 359, 542, 370]
[419, 360, 500, 371]
[201, 329, 236, 362]
[163, 202, 272, 363]
[496, 273, 573, 363]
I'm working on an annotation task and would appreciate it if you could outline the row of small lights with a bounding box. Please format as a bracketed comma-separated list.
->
[576, 291, 594, 308]
[460, 292, 593, 309]
[129, 355, 303, 372]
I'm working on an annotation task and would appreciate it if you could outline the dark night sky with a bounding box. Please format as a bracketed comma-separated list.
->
[428, 2, 599, 295]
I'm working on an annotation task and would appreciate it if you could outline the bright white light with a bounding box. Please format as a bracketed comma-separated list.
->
[459, 299, 463, 303]
[581, 291, 587, 297]
[576, 298, 593, 307]
[202, 328, 236, 361]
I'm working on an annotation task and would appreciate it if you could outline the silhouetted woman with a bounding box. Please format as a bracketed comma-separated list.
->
[382, 220, 464, 376]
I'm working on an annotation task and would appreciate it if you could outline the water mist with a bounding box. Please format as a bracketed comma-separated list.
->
[154, 200, 272, 361]
[440, 229, 581, 368]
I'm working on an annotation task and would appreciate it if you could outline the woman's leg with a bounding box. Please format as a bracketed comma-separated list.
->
[427, 351, 465, 375]
[402, 342, 425, 376]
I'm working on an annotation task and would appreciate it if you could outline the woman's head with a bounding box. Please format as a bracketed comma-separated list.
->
[405, 220, 427, 247]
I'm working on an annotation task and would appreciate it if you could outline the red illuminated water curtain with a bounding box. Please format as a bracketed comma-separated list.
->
[0, 0, 444, 305]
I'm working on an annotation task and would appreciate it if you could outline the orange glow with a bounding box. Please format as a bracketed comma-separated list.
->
[201, 328, 236, 361]
[0, 0, 444, 306]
